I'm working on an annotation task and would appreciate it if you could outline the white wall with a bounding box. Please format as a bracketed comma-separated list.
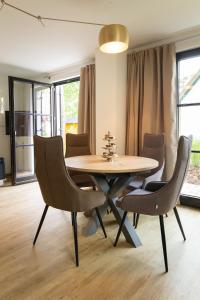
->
[0, 74, 10, 173]
[95, 50, 127, 155]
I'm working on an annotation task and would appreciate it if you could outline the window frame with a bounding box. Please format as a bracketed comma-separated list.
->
[52, 76, 80, 136]
[176, 47, 200, 207]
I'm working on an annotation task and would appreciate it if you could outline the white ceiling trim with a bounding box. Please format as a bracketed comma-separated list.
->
[47, 57, 95, 83]
[128, 25, 200, 53]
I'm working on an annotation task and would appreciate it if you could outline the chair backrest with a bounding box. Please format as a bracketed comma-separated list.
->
[155, 135, 192, 214]
[65, 133, 91, 158]
[141, 133, 165, 173]
[34, 135, 103, 212]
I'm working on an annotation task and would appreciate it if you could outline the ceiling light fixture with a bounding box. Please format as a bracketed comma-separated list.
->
[0, 0, 129, 54]
[99, 24, 129, 54]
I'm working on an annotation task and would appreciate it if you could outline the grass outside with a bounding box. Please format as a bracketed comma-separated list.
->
[191, 140, 200, 167]
[187, 139, 200, 185]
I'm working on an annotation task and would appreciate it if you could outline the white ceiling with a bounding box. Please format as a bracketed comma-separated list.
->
[0, 0, 200, 74]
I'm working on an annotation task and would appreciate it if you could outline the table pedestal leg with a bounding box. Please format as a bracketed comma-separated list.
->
[82, 174, 142, 248]
[108, 197, 142, 247]
[82, 202, 108, 236]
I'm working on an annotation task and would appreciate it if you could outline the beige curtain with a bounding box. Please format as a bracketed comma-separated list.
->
[78, 64, 96, 154]
[125, 43, 177, 180]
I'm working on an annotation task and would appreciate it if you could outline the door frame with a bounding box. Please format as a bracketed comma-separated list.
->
[9, 76, 52, 185]
[176, 48, 200, 207]
[52, 76, 80, 136]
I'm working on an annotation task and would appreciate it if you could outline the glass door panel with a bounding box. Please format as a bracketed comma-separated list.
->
[16, 145, 34, 179]
[55, 85, 64, 136]
[12, 80, 34, 183]
[54, 77, 80, 153]
[36, 115, 51, 137]
[14, 81, 33, 112]
[178, 106, 200, 148]
[15, 113, 34, 145]
[34, 85, 51, 115]
[34, 85, 52, 137]
[177, 49, 200, 202]
[9, 77, 52, 184]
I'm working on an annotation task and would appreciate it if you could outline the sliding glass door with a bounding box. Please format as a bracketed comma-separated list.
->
[9, 77, 52, 184]
[177, 48, 200, 206]
[34, 84, 52, 137]
[9, 76, 80, 184]
[53, 77, 80, 151]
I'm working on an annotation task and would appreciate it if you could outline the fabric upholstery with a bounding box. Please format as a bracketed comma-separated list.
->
[141, 133, 165, 174]
[128, 176, 144, 189]
[65, 133, 95, 188]
[145, 181, 167, 192]
[78, 64, 96, 154]
[117, 136, 192, 215]
[65, 133, 91, 157]
[125, 43, 177, 180]
[128, 133, 165, 190]
[34, 135, 105, 212]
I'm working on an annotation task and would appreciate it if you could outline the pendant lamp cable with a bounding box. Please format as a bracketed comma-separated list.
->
[0, 0, 105, 27]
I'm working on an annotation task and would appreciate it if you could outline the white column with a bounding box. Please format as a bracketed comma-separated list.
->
[95, 49, 127, 155]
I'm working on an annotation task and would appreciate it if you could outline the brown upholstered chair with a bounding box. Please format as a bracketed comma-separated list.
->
[33, 135, 107, 267]
[127, 133, 165, 227]
[65, 133, 96, 188]
[114, 136, 192, 272]
[128, 133, 165, 191]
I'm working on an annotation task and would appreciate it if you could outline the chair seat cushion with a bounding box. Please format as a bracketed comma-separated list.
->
[126, 188, 152, 196]
[70, 172, 95, 188]
[116, 188, 152, 211]
[127, 176, 145, 190]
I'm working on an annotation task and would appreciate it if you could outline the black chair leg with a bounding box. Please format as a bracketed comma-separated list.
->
[135, 214, 140, 228]
[71, 212, 77, 226]
[173, 207, 186, 241]
[133, 213, 136, 226]
[71, 212, 74, 226]
[159, 215, 168, 272]
[72, 212, 79, 267]
[33, 205, 49, 245]
[95, 207, 107, 238]
[114, 211, 127, 247]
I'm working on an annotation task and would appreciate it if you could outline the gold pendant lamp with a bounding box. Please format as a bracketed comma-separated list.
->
[99, 24, 129, 54]
[1, 1, 129, 54]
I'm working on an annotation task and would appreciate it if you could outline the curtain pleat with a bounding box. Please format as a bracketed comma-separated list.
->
[78, 64, 96, 154]
[125, 43, 177, 180]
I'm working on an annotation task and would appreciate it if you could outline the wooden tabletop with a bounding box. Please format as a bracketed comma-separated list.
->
[65, 155, 158, 174]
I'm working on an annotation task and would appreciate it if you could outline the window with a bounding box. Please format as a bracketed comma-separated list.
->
[177, 48, 200, 203]
[54, 77, 80, 148]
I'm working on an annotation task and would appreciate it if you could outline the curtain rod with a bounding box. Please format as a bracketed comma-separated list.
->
[128, 27, 200, 53]
[0, 0, 105, 26]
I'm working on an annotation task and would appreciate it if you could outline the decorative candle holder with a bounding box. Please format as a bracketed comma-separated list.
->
[102, 131, 118, 162]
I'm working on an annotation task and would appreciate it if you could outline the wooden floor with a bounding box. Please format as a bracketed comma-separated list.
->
[0, 182, 200, 300]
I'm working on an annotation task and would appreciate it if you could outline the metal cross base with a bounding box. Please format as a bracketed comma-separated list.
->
[82, 173, 142, 248]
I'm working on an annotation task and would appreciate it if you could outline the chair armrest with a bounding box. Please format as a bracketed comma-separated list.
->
[145, 181, 167, 192]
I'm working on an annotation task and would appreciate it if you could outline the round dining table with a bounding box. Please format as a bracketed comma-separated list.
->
[65, 155, 158, 248]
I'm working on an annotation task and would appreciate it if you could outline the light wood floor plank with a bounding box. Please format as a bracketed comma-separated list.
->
[0, 182, 200, 300]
